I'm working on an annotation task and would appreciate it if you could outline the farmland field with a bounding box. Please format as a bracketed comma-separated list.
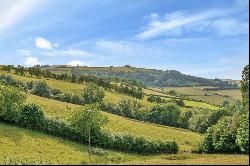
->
[27, 94, 202, 152]
[0, 123, 248, 165]
[0, 71, 219, 110]
[0, 0, 248, 164]
[159, 86, 239, 106]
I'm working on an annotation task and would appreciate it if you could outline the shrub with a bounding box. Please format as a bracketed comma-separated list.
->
[82, 83, 105, 104]
[176, 99, 185, 107]
[199, 116, 240, 153]
[53, 92, 73, 103]
[70, 104, 108, 140]
[19, 104, 45, 129]
[51, 88, 62, 96]
[188, 109, 211, 133]
[179, 110, 193, 128]
[31, 81, 51, 97]
[0, 85, 27, 122]
[236, 113, 249, 154]
[148, 103, 181, 127]
[147, 95, 163, 103]
[117, 99, 141, 118]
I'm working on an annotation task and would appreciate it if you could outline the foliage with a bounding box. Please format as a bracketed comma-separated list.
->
[236, 112, 249, 154]
[176, 99, 185, 107]
[82, 83, 105, 104]
[19, 104, 45, 129]
[116, 99, 142, 119]
[147, 95, 164, 103]
[179, 110, 193, 128]
[199, 116, 240, 153]
[70, 67, 239, 88]
[0, 85, 27, 122]
[70, 104, 108, 139]
[148, 103, 181, 127]
[241, 65, 249, 110]
[31, 81, 52, 97]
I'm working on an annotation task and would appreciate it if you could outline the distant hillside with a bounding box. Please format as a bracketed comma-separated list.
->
[46, 65, 239, 88]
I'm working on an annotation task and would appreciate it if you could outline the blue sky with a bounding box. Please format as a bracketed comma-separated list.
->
[0, 0, 249, 79]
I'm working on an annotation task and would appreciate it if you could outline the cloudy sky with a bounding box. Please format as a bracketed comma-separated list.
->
[0, 0, 249, 79]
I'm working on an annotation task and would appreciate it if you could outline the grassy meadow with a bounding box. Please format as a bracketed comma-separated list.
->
[159, 86, 239, 106]
[0, 123, 248, 165]
[0, 69, 247, 165]
[27, 94, 202, 152]
[0, 70, 219, 110]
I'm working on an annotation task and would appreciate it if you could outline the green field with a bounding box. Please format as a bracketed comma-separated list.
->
[1, 70, 247, 165]
[0, 71, 219, 110]
[210, 89, 242, 100]
[159, 86, 238, 106]
[27, 94, 202, 152]
[0, 123, 248, 165]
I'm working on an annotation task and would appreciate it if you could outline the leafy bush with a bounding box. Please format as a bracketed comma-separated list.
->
[82, 83, 105, 104]
[148, 103, 181, 127]
[147, 95, 164, 103]
[70, 104, 108, 140]
[0, 85, 27, 122]
[236, 113, 249, 154]
[199, 116, 240, 153]
[176, 99, 185, 107]
[117, 99, 142, 119]
[97, 131, 179, 154]
[19, 104, 45, 129]
[188, 109, 211, 133]
[179, 110, 193, 128]
[31, 81, 51, 97]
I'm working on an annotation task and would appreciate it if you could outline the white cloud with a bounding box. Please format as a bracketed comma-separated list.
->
[136, 3, 250, 41]
[45, 48, 96, 57]
[211, 18, 249, 37]
[17, 49, 32, 57]
[0, 0, 42, 35]
[24, 56, 41, 66]
[35, 37, 53, 50]
[67, 60, 87, 66]
[95, 39, 166, 60]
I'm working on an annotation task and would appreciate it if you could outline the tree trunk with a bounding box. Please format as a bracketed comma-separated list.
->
[88, 126, 91, 160]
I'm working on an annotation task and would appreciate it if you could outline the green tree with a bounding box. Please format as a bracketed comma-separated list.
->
[19, 104, 45, 129]
[82, 83, 105, 104]
[149, 103, 181, 126]
[31, 81, 51, 97]
[176, 99, 185, 107]
[200, 116, 239, 153]
[222, 100, 230, 107]
[0, 85, 27, 122]
[70, 104, 108, 159]
[117, 99, 141, 118]
[241, 65, 249, 110]
[236, 113, 249, 154]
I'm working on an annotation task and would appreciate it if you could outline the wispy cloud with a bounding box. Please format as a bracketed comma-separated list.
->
[211, 18, 249, 37]
[96, 39, 165, 59]
[0, 0, 43, 35]
[136, 3, 248, 41]
[17, 49, 32, 57]
[45, 48, 97, 57]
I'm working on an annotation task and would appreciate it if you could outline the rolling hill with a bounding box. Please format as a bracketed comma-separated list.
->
[45, 65, 240, 88]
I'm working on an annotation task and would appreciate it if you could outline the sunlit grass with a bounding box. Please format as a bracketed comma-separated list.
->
[0, 123, 248, 165]
[27, 94, 202, 152]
